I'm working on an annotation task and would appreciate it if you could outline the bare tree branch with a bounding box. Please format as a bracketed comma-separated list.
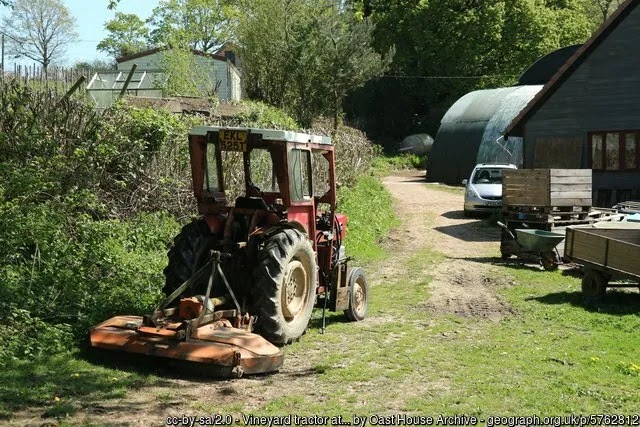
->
[1, 0, 78, 73]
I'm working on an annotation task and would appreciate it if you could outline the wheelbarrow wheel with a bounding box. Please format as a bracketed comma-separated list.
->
[581, 268, 607, 303]
[540, 252, 558, 271]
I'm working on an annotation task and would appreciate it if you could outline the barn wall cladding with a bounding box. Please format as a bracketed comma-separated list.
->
[506, 0, 640, 207]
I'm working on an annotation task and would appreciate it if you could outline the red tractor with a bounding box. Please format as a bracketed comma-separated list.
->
[90, 127, 369, 377]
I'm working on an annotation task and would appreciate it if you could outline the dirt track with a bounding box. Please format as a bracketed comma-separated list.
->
[380, 173, 513, 321]
[10, 172, 514, 426]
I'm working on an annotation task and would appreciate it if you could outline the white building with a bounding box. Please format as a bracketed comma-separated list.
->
[87, 47, 242, 108]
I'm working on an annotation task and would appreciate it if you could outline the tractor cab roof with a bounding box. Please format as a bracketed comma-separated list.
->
[190, 126, 332, 146]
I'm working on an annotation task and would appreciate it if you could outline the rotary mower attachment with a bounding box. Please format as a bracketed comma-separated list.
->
[89, 251, 284, 378]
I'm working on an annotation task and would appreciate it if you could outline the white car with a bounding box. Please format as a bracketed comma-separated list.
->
[462, 163, 517, 216]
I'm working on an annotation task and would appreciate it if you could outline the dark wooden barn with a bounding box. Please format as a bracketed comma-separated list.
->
[505, 0, 640, 207]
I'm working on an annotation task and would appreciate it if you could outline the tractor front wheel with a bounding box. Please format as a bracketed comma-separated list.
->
[253, 229, 317, 345]
[344, 268, 369, 321]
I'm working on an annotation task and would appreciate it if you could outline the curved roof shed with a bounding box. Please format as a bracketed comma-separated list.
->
[427, 87, 517, 184]
[477, 85, 543, 165]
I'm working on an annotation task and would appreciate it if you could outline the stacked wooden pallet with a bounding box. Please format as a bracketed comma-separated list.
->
[502, 169, 592, 225]
[614, 200, 640, 214]
[500, 169, 593, 258]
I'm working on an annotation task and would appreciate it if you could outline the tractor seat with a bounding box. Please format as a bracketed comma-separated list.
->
[235, 196, 269, 211]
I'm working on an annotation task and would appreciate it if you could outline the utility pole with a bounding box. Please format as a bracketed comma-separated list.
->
[1, 33, 4, 75]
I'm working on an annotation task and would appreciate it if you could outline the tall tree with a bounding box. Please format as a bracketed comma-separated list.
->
[583, 0, 625, 25]
[237, 0, 392, 127]
[1, 0, 78, 73]
[345, 0, 594, 138]
[98, 12, 150, 59]
[314, 6, 393, 129]
[147, 0, 233, 52]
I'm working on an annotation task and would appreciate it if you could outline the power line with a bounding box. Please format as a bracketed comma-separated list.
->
[382, 74, 519, 80]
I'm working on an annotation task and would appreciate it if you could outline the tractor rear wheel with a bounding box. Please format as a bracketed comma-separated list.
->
[252, 228, 317, 345]
[163, 220, 214, 298]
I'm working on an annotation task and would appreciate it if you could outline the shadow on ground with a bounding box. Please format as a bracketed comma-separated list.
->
[0, 352, 171, 419]
[441, 210, 489, 220]
[434, 220, 500, 243]
[308, 310, 347, 330]
[528, 290, 640, 315]
[395, 176, 429, 184]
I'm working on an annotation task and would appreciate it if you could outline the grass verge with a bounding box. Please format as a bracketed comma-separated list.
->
[373, 154, 427, 175]
[338, 175, 399, 263]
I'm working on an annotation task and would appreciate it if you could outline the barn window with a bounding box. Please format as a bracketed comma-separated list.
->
[589, 131, 640, 171]
[625, 133, 637, 169]
[605, 133, 620, 170]
[591, 134, 603, 169]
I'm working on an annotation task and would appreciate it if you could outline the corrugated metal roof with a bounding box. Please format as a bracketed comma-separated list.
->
[440, 86, 519, 124]
[428, 87, 522, 184]
[518, 45, 582, 86]
[478, 85, 543, 166]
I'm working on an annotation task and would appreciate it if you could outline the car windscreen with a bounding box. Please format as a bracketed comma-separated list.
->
[472, 168, 508, 184]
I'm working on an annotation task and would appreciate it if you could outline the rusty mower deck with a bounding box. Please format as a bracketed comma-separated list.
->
[89, 252, 283, 378]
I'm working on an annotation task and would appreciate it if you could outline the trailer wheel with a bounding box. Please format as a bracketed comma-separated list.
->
[253, 229, 317, 345]
[163, 220, 214, 297]
[581, 268, 607, 303]
[344, 268, 369, 321]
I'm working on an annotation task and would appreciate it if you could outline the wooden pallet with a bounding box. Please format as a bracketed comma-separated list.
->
[503, 169, 592, 208]
[614, 200, 640, 214]
[503, 207, 622, 226]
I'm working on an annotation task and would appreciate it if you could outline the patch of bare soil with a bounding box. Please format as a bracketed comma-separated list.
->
[422, 259, 515, 321]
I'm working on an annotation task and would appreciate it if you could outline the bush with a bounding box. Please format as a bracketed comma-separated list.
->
[310, 118, 375, 187]
[372, 153, 428, 173]
[0, 196, 179, 348]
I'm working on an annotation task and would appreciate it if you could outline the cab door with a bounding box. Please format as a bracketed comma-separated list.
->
[287, 148, 315, 238]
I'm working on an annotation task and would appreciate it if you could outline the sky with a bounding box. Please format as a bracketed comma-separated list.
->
[1, 0, 159, 68]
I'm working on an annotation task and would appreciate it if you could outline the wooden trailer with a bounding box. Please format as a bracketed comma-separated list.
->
[564, 226, 640, 302]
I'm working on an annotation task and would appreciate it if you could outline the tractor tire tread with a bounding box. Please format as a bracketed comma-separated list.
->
[252, 228, 317, 345]
[163, 220, 213, 297]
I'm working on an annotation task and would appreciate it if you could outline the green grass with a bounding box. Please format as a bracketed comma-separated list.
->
[373, 154, 428, 175]
[424, 182, 465, 195]
[0, 352, 162, 420]
[338, 175, 399, 262]
[217, 259, 640, 416]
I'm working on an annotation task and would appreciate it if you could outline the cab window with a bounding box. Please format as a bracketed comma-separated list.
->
[289, 149, 312, 201]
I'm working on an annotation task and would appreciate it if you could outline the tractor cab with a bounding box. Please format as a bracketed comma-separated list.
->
[188, 126, 340, 240]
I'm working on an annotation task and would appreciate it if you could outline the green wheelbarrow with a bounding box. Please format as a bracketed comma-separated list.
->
[497, 222, 565, 271]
